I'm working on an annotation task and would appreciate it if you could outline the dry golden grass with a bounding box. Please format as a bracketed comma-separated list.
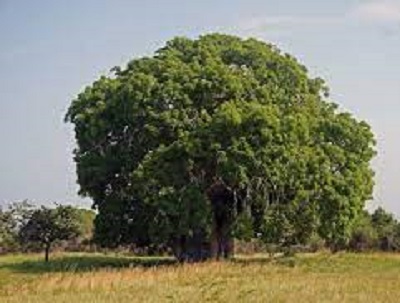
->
[1, 252, 400, 302]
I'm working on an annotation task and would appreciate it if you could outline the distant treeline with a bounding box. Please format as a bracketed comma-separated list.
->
[234, 207, 400, 255]
[1, 201, 399, 258]
[348, 207, 400, 252]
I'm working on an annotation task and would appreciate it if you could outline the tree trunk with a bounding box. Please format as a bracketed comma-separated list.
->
[209, 215, 234, 260]
[223, 233, 234, 259]
[210, 221, 220, 260]
[172, 237, 184, 262]
[220, 220, 234, 259]
[172, 233, 210, 262]
[206, 180, 239, 261]
[44, 243, 50, 262]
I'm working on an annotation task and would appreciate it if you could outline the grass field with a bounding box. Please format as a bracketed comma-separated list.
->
[1, 252, 400, 302]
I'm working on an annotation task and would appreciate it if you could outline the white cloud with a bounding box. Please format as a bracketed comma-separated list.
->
[240, 1, 400, 32]
[240, 16, 341, 31]
[352, 1, 400, 23]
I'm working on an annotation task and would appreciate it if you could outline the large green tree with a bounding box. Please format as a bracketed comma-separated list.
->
[66, 34, 375, 260]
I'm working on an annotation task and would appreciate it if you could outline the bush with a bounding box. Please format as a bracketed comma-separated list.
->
[349, 211, 377, 252]
[307, 233, 326, 253]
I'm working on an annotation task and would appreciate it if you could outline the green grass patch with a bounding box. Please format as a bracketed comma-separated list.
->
[1, 252, 400, 302]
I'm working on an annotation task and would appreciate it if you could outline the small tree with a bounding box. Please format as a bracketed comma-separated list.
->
[19, 205, 81, 262]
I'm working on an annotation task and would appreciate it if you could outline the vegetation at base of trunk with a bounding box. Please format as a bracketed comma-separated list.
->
[65, 33, 376, 261]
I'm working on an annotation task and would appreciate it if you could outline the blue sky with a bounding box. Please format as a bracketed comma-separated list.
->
[0, 0, 399, 213]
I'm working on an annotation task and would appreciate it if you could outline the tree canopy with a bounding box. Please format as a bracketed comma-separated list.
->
[66, 34, 376, 260]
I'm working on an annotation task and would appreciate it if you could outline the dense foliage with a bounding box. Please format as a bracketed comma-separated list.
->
[349, 207, 400, 252]
[0, 201, 33, 253]
[0, 209, 18, 252]
[66, 34, 376, 260]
